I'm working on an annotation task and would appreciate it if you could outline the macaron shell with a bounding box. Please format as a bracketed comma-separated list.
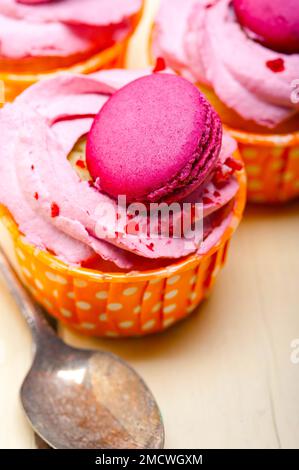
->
[86, 73, 222, 202]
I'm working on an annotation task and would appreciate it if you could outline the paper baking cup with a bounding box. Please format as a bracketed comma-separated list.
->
[227, 128, 299, 203]
[0, 155, 246, 338]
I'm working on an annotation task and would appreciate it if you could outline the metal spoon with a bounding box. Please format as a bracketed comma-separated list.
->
[0, 247, 164, 449]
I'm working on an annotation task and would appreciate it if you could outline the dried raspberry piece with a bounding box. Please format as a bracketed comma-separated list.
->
[51, 202, 60, 218]
[76, 160, 86, 169]
[153, 57, 166, 73]
[266, 58, 285, 73]
[34, 192, 39, 200]
[225, 157, 243, 172]
[202, 196, 213, 205]
[212, 169, 229, 188]
[146, 243, 154, 252]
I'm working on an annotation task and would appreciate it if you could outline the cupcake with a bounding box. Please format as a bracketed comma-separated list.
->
[0, 70, 246, 337]
[153, 0, 299, 203]
[0, 0, 143, 102]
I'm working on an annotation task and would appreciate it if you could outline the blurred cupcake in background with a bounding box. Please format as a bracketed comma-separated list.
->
[153, 0, 299, 203]
[0, 0, 143, 101]
[0, 69, 246, 337]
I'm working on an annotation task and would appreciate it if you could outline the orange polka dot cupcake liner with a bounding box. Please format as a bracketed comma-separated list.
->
[228, 127, 299, 204]
[0, 154, 246, 338]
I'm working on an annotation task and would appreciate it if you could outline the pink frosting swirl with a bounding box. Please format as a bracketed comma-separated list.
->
[153, 0, 299, 128]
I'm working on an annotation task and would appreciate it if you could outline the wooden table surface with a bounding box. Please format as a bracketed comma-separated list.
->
[0, 0, 299, 449]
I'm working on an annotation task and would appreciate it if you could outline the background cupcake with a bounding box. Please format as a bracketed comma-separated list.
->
[0, 0, 143, 101]
[153, 0, 299, 203]
[0, 70, 246, 337]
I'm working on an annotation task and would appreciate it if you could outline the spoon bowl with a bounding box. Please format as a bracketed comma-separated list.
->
[22, 341, 164, 449]
[0, 247, 164, 449]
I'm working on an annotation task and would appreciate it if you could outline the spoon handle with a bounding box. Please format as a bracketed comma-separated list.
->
[0, 246, 56, 344]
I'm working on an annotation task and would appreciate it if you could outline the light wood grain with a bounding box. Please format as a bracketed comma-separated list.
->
[0, 0, 299, 449]
[59, 203, 299, 449]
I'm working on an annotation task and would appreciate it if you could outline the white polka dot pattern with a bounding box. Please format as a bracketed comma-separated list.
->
[107, 303, 123, 312]
[76, 301, 91, 311]
[123, 287, 138, 296]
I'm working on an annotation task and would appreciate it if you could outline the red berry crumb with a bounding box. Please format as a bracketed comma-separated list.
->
[34, 192, 39, 200]
[76, 160, 86, 169]
[225, 157, 243, 172]
[31, 165, 35, 170]
[51, 202, 60, 218]
[203, 196, 213, 205]
[266, 58, 285, 73]
[212, 169, 229, 188]
[153, 57, 166, 73]
[146, 243, 154, 252]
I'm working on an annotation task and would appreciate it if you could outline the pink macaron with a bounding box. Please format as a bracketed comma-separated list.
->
[86, 73, 222, 203]
[233, 0, 299, 54]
